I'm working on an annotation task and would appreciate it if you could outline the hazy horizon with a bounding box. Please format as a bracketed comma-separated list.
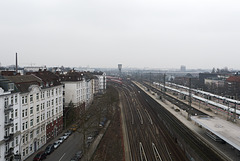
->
[1, 0, 240, 70]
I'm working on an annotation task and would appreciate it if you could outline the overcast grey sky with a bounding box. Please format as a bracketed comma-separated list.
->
[1, 0, 240, 69]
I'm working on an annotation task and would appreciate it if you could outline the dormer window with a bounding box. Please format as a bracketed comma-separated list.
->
[8, 83, 14, 91]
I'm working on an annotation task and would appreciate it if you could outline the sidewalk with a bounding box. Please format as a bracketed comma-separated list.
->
[80, 120, 110, 161]
[25, 128, 69, 161]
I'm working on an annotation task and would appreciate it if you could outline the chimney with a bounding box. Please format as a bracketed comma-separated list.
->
[16, 52, 18, 74]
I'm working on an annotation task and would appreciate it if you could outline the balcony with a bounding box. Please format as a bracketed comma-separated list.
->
[5, 118, 13, 127]
[4, 104, 13, 113]
[4, 134, 14, 142]
[5, 147, 14, 158]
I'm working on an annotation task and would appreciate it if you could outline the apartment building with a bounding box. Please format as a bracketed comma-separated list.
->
[5, 70, 63, 160]
[0, 76, 21, 161]
[60, 71, 86, 109]
[93, 72, 106, 94]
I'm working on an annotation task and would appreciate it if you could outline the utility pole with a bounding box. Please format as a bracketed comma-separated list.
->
[233, 102, 237, 122]
[188, 78, 192, 120]
[150, 72, 152, 83]
[163, 73, 166, 92]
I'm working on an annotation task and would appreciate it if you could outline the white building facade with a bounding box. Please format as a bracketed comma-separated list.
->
[5, 71, 63, 160]
[0, 77, 21, 161]
[94, 72, 107, 94]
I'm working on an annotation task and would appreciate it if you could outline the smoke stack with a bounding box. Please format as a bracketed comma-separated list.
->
[16, 52, 18, 74]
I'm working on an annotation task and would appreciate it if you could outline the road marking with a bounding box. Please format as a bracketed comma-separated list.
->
[59, 153, 66, 161]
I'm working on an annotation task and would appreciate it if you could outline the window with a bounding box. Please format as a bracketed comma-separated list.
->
[25, 134, 28, 142]
[36, 93, 39, 100]
[30, 94, 33, 102]
[37, 116, 39, 123]
[36, 105, 39, 112]
[25, 96, 27, 104]
[30, 119, 33, 126]
[11, 111, 13, 118]
[43, 103, 45, 110]
[26, 146, 28, 155]
[30, 131, 33, 139]
[15, 109, 18, 118]
[22, 135, 25, 144]
[15, 123, 18, 131]
[11, 126, 14, 133]
[30, 107, 33, 114]
[52, 109, 54, 116]
[15, 136, 18, 145]
[56, 98, 58, 105]
[15, 95, 18, 104]
[10, 96, 13, 105]
[30, 144, 32, 151]
[4, 97, 8, 107]
[22, 96, 24, 104]
[52, 89, 54, 96]
[25, 121, 28, 129]
[47, 91, 50, 97]
[8, 83, 14, 91]
[22, 148, 25, 156]
[22, 123, 25, 131]
[25, 109, 28, 117]
[52, 99, 54, 106]
[22, 110, 24, 117]
[37, 128, 39, 135]
[41, 92, 45, 99]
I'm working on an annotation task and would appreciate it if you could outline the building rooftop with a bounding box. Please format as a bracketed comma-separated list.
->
[5, 75, 41, 93]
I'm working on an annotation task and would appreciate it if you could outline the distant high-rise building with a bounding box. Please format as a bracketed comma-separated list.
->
[180, 65, 186, 72]
[118, 64, 122, 76]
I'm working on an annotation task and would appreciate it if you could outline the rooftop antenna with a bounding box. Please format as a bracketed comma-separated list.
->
[16, 52, 18, 74]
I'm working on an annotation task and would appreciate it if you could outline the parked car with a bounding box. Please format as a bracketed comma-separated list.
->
[58, 136, 65, 143]
[87, 136, 94, 144]
[70, 151, 83, 161]
[66, 130, 72, 135]
[62, 133, 69, 140]
[53, 141, 60, 149]
[45, 144, 54, 155]
[33, 151, 47, 161]
[70, 156, 79, 161]
[75, 151, 83, 159]
[70, 124, 78, 132]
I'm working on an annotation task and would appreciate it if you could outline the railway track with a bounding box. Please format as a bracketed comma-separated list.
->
[134, 81, 226, 161]
[118, 82, 188, 161]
